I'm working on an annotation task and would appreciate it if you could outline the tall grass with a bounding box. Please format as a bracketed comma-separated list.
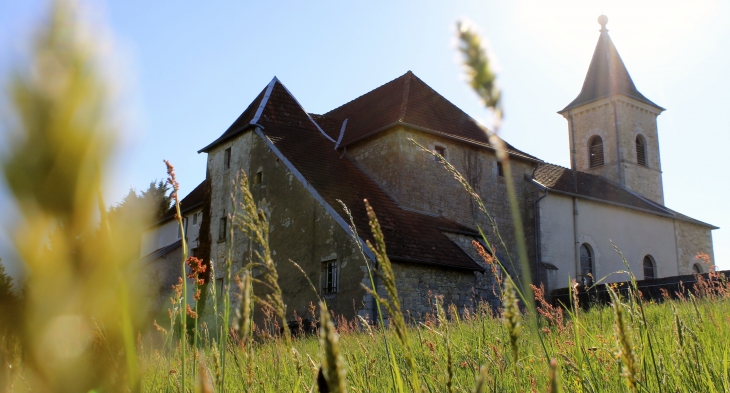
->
[131, 283, 730, 392]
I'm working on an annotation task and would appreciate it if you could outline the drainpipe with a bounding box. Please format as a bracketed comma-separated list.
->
[572, 197, 580, 281]
[533, 187, 548, 288]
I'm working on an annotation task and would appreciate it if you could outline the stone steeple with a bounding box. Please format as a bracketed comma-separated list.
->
[560, 15, 666, 205]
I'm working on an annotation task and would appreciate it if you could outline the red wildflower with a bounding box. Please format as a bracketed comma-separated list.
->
[186, 304, 198, 319]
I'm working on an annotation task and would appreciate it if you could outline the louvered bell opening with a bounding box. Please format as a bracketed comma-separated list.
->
[636, 137, 647, 166]
[589, 138, 604, 168]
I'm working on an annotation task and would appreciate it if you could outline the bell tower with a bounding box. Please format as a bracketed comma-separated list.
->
[559, 15, 666, 205]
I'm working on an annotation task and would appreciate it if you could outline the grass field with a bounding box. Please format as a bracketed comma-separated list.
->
[126, 278, 730, 393]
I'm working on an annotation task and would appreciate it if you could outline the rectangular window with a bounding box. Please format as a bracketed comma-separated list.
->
[224, 148, 231, 169]
[321, 259, 338, 295]
[497, 162, 504, 177]
[433, 145, 446, 160]
[218, 217, 227, 242]
[192, 213, 198, 225]
[254, 170, 263, 185]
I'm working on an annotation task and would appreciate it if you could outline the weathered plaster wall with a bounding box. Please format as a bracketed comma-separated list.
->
[539, 193, 679, 292]
[675, 220, 715, 274]
[566, 96, 664, 204]
[347, 126, 537, 280]
[205, 130, 369, 323]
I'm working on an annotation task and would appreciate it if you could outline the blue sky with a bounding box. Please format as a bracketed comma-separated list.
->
[1, 0, 728, 277]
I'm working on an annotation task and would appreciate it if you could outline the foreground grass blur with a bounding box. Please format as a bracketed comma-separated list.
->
[1, 1, 151, 391]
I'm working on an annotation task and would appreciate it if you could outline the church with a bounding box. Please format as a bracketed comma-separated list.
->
[140, 16, 716, 321]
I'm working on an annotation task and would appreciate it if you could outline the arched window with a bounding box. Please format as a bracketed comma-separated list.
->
[636, 135, 647, 167]
[579, 244, 594, 285]
[692, 263, 703, 274]
[643, 255, 655, 279]
[589, 136, 604, 168]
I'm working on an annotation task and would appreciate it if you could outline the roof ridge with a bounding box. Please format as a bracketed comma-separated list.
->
[250, 77, 278, 124]
[274, 78, 337, 143]
[324, 71, 411, 115]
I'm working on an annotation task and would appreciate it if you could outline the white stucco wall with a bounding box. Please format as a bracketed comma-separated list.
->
[140, 207, 203, 257]
[539, 193, 678, 291]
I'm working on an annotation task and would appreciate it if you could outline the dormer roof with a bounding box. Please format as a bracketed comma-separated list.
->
[559, 16, 664, 114]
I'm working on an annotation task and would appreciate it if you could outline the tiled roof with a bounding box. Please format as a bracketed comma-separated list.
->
[531, 164, 717, 229]
[323, 71, 539, 162]
[140, 239, 182, 263]
[158, 180, 207, 223]
[560, 23, 663, 113]
[532, 163, 672, 215]
[254, 79, 484, 271]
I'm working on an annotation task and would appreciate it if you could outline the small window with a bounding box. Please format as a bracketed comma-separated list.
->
[636, 135, 647, 167]
[692, 263, 703, 274]
[216, 278, 224, 297]
[433, 145, 446, 161]
[192, 213, 198, 225]
[589, 136, 604, 168]
[321, 259, 338, 295]
[497, 162, 504, 177]
[643, 255, 655, 279]
[579, 244, 594, 286]
[224, 148, 231, 169]
[218, 217, 227, 242]
[254, 170, 263, 185]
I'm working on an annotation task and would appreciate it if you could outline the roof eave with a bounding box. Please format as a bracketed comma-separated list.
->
[149, 201, 205, 229]
[528, 177, 676, 219]
[389, 255, 485, 273]
[558, 94, 665, 115]
[197, 123, 263, 154]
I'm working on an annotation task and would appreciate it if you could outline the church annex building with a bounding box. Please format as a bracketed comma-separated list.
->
[140, 16, 716, 322]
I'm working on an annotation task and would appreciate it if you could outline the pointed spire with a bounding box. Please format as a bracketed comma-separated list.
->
[559, 16, 664, 113]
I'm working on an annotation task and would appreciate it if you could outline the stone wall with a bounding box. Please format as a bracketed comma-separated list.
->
[347, 126, 537, 282]
[675, 219, 715, 274]
[205, 129, 370, 324]
[614, 99, 664, 204]
[565, 96, 664, 204]
[382, 262, 495, 322]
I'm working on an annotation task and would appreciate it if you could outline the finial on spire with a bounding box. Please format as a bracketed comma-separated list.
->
[598, 15, 608, 33]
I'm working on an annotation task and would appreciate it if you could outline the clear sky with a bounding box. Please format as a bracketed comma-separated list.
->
[1, 0, 728, 278]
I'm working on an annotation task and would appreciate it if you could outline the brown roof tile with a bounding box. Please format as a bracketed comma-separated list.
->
[256, 80, 484, 271]
[533, 163, 670, 215]
[324, 71, 539, 161]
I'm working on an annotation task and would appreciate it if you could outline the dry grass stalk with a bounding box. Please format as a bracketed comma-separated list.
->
[319, 302, 347, 393]
[502, 279, 521, 364]
[608, 286, 639, 392]
[547, 358, 561, 393]
[363, 199, 421, 392]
